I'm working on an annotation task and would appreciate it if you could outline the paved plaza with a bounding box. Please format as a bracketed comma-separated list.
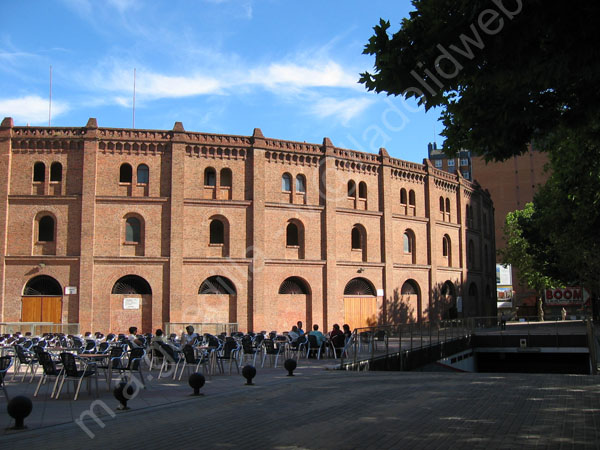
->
[1, 358, 600, 449]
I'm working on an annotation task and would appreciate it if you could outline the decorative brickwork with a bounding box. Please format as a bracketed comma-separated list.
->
[0, 118, 496, 334]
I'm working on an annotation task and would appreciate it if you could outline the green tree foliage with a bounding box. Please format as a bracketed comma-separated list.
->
[360, 1, 600, 161]
[499, 203, 557, 295]
[531, 118, 600, 296]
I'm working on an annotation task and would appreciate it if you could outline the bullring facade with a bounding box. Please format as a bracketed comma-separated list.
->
[0, 117, 496, 334]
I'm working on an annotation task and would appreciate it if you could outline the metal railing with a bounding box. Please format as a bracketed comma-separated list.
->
[164, 322, 238, 337]
[0, 322, 80, 335]
[340, 319, 473, 370]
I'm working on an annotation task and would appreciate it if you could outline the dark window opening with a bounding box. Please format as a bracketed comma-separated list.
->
[120, 164, 133, 183]
[125, 217, 141, 242]
[50, 162, 62, 182]
[38, 216, 54, 242]
[33, 162, 45, 182]
[210, 220, 224, 244]
[204, 168, 216, 187]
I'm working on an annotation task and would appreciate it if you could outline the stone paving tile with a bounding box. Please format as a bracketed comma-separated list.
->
[1, 369, 600, 449]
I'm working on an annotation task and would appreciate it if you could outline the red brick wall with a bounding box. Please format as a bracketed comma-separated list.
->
[0, 119, 496, 334]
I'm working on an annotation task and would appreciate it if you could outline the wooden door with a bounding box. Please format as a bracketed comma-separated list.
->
[21, 297, 42, 322]
[344, 297, 377, 329]
[21, 296, 62, 323]
[41, 297, 62, 323]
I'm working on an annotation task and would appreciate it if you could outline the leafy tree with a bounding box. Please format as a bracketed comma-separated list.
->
[360, 1, 600, 161]
[498, 203, 558, 297]
[531, 117, 600, 297]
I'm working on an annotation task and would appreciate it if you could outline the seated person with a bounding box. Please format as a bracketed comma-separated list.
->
[127, 326, 143, 348]
[308, 324, 325, 347]
[329, 323, 344, 339]
[287, 325, 300, 343]
[296, 321, 305, 336]
[343, 324, 352, 340]
[180, 325, 199, 347]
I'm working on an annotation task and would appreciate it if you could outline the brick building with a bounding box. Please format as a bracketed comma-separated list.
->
[0, 117, 496, 334]
[471, 148, 550, 312]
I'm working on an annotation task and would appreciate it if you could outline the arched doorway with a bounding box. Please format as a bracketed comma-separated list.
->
[440, 280, 456, 319]
[275, 277, 311, 333]
[198, 276, 237, 324]
[468, 282, 479, 317]
[343, 277, 377, 329]
[21, 275, 63, 324]
[111, 275, 152, 334]
[400, 279, 422, 323]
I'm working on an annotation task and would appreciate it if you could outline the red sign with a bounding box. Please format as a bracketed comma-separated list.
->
[545, 287, 589, 306]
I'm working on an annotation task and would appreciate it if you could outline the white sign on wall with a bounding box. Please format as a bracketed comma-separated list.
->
[376, 289, 384, 297]
[123, 297, 140, 310]
[496, 264, 512, 286]
[64, 286, 77, 295]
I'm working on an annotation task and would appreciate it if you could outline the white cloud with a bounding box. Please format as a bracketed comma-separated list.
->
[0, 95, 69, 125]
[250, 61, 358, 90]
[309, 97, 374, 125]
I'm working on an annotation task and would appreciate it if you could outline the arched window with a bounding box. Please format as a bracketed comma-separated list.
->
[204, 167, 216, 187]
[112, 275, 152, 294]
[220, 168, 232, 187]
[23, 275, 62, 295]
[210, 219, 225, 244]
[286, 222, 299, 246]
[351, 226, 362, 250]
[403, 232, 412, 254]
[125, 217, 141, 242]
[38, 216, 55, 242]
[282, 173, 292, 192]
[343, 277, 376, 296]
[296, 174, 306, 193]
[50, 162, 62, 182]
[401, 280, 418, 296]
[408, 190, 416, 206]
[358, 182, 367, 199]
[120, 163, 132, 183]
[400, 188, 407, 205]
[137, 164, 149, 184]
[443, 234, 451, 266]
[33, 162, 45, 182]
[404, 229, 416, 263]
[347, 180, 356, 198]
[439, 196, 445, 213]
[468, 240, 475, 268]
[445, 198, 451, 218]
[199, 276, 236, 294]
[484, 244, 489, 272]
[278, 277, 310, 294]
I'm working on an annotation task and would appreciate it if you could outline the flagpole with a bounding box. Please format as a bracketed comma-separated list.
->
[49, 65, 52, 126]
[133, 68, 136, 129]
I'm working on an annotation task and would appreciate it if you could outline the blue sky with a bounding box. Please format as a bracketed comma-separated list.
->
[0, 0, 443, 163]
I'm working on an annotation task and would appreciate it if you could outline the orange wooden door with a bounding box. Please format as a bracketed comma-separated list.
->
[21, 296, 62, 324]
[344, 297, 377, 329]
[41, 297, 62, 323]
[21, 297, 42, 322]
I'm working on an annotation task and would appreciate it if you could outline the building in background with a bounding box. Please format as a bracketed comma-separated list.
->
[0, 117, 496, 334]
[427, 142, 472, 181]
[471, 148, 550, 315]
[426, 143, 550, 315]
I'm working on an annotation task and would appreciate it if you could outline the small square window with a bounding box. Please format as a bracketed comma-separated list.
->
[447, 159, 455, 167]
[434, 160, 442, 168]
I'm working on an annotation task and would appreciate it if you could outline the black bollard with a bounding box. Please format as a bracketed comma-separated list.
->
[188, 372, 206, 396]
[242, 365, 256, 385]
[7, 395, 33, 430]
[284, 358, 297, 376]
[113, 381, 135, 410]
